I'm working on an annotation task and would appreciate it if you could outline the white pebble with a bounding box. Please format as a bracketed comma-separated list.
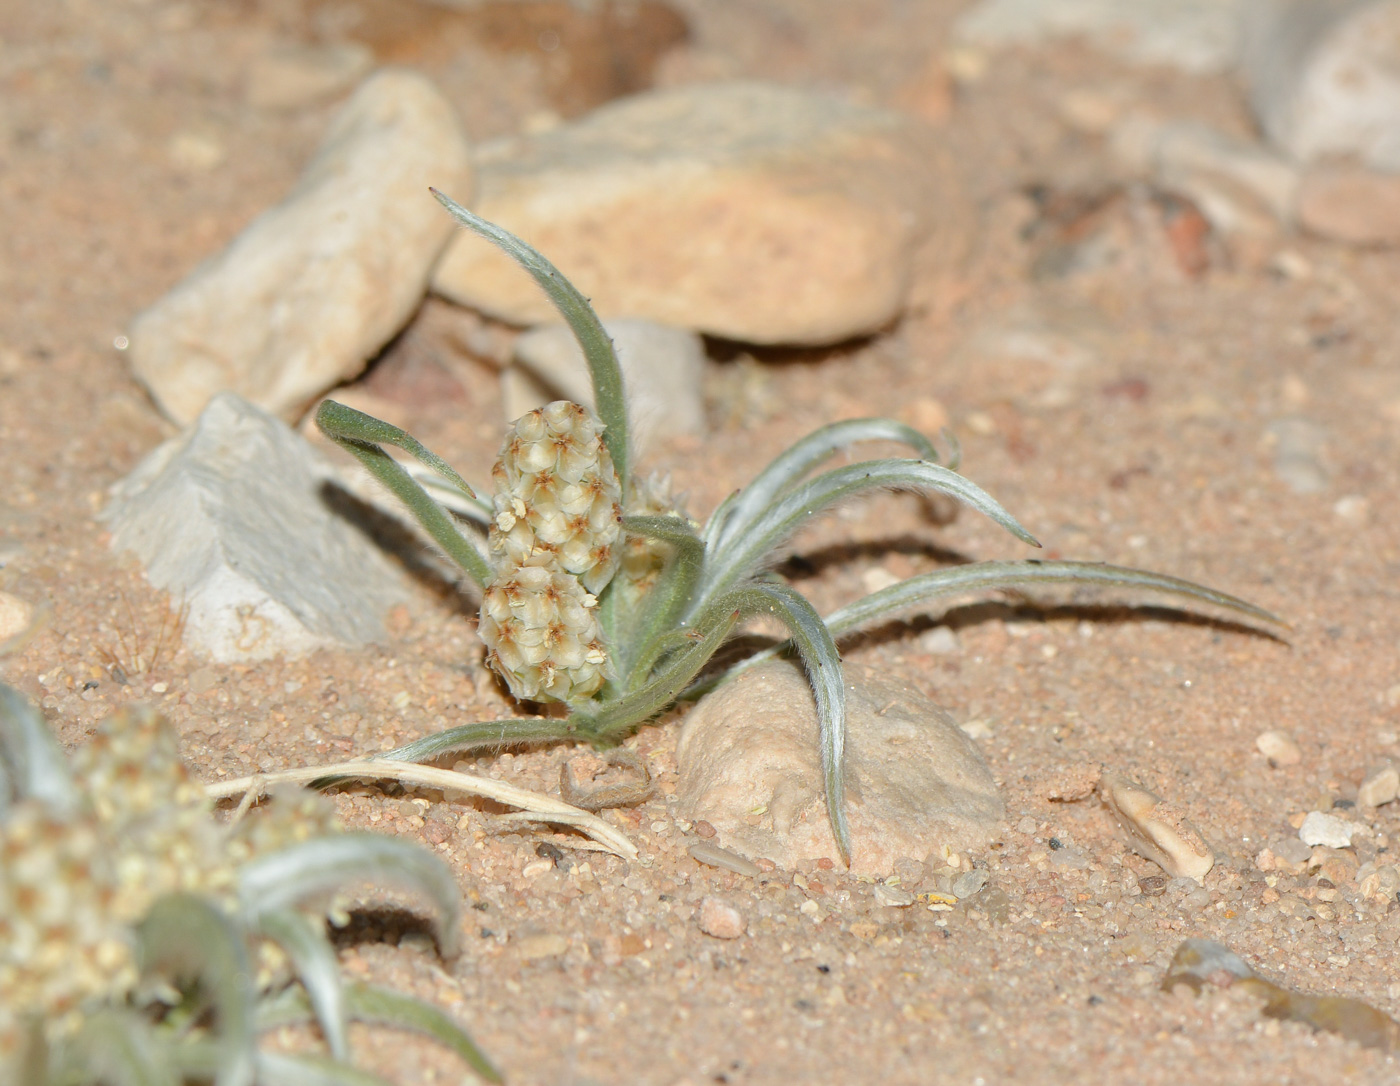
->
[1101, 771, 1215, 883]
[1298, 810, 1357, 849]
[698, 896, 746, 939]
[1255, 729, 1302, 766]
[0, 591, 35, 642]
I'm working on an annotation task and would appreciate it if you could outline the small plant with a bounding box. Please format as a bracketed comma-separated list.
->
[0, 683, 500, 1085]
[318, 191, 1280, 865]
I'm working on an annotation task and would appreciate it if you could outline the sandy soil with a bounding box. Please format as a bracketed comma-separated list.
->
[4, 1, 1400, 1083]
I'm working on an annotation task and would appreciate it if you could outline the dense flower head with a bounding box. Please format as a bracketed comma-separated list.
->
[489, 400, 623, 595]
[479, 563, 609, 704]
[0, 802, 137, 1048]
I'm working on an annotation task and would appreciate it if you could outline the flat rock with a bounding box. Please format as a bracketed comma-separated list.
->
[1298, 165, 1400, 245]
[505, 319, 705, 454]
[1100, 771, 1215, 883]
[1241, 0, 1400, 169]
[956, 0, 1244, 73]
[103, 393, 405, 662]
[431, 81, 959, 345]
[674, 660, 1004, 876]
[1300, 810, 1358, 848]
[129, 69, 472, 424]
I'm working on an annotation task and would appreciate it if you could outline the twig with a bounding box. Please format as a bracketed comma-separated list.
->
[204, 760, 638, 859]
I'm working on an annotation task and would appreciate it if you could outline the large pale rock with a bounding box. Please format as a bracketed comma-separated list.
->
[431, 82, 957, 345]
[505, 319, 706, 454]
[956, 0, 1245, 74]
[675, 661, 1003, 876]
[1241, 0, 1400, 169]
[129, 69, 472, 424]
[103, 393, 405, 662]
[1297, 164, 1400, 243]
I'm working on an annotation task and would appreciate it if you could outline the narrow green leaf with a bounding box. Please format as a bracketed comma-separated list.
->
[253, 910, 349, 1061]
[589, 606, 741, 741]
[431, 189, 631, 492]
[316, 401, 494, 589]
[705, 419, 940, 553]
[379, 716, 579, 765]
[819, 559, 1286, 639]
[695, 459, 1040, 611]
[316, 401, 476, 499]
[255, 1051, 395, 1086]
[136, 894, 256, 1086]
[0, 682, 77, 816]
[236, 835, 462, 959]
[709, 583, 850, 865]
[612, 515, 706, 683]
[346, 982, 503, 1084]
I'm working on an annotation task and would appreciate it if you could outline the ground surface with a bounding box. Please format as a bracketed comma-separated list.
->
[4, 1, 1400, 1083]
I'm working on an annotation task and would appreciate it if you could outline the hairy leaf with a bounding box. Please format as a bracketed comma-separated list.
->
[431, 189, 631, 492]
[0, 682, 77, 816]
[237, 835, 461, 958]
[345, 983, 503, 1084]
[253, 909, 349, 1061]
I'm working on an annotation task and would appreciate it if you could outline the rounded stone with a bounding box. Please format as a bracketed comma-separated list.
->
[675, 660, 1003, 876]
[697, 896, 746, 940]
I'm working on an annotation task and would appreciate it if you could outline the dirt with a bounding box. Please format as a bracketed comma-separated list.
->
[4, 1, 1400, 1083]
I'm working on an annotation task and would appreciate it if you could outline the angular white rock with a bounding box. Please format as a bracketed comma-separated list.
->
[1255, 729, 1303, 765]
[1359, 765, 1400, 808]
[432, 81, 959, 346]
[1100, 771, 1215, 883]
[675, 660, 1003, 877]
[505, 319, 706, 454]
[103, 393, 405, 662]
[1299, 810, 1358, 849]
[1241, 0, 1400, 169]
[956, 0, 1245, 73]
[129, 69, 472, 423]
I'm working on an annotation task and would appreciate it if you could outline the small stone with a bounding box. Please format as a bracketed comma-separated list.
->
[1359, 863, 1400, 902]
[103, 393, 404, 662]
[432, 82, 963, 346]
[698, 896, 746, 939]
[951, 870, 989, 899]
[918, 626, 960, 656]
[505, 320, 706, 455]
[1267, 417, 1328, 494]
[874, 882, 915, 908]
[1256, 729, 1302, 766]
[1241, 0, 1400, 169]
[1300, 810, 1358, 849]
[0, 591, 35, 643]
[1100, 771, 1214, 883]
[245, 41, 374, 112]
[1333, 495, 1370, 526]
[515, 931, 570, 960]
[1360, 766, 1400, 809]
[129, 70, 472, 423]
[1297, 166, 1400, 246]
[675, 661, 1003, 877]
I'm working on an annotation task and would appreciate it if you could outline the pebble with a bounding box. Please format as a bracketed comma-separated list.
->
[917, 626, 960, 656]
[1359, 766, 1400, 808]
[1255, 729, 1302, 766]
[506, 320, 706, 455]
[1267, 417, 1328, 494]
[675, 661, 1004, 877]
[244, 41, 374, 112]
[874, 882, 915, 908]
[955, 0, 1243, 73]
[951, 870, 989, 899]
[1300, 810, 1358, 849]
[515, 931, 570, 961]
[1099, 771, 1214, 883]
[103, 393, 405, 662]
[1241, 0, 1400, 169]
[688, 841, 761, 878]
[129, 70, 472, 423]
[698, 896, 746, 940]
[1297, 166, 1400, 246]
[431, 81, 960, 346]
[0, 591, 35, 643]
